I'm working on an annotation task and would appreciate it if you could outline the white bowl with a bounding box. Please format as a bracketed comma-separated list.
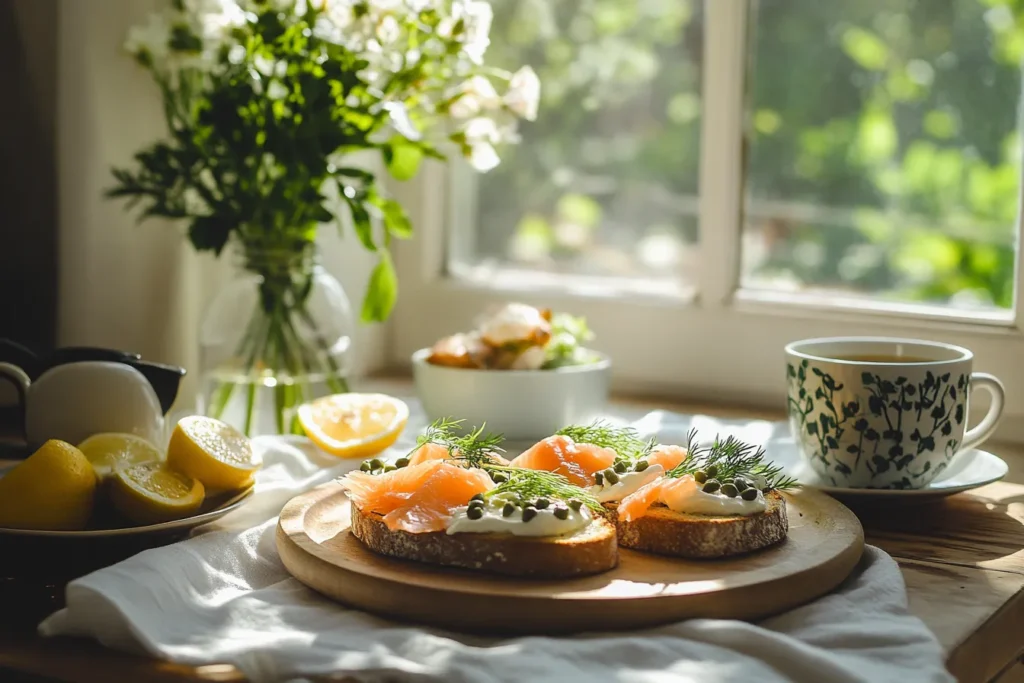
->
[411, 348, 612, 442]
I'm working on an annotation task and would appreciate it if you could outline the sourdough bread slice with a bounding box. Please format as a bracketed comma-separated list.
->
[350, 503, 618, 578]
[612, 490, 788, 559]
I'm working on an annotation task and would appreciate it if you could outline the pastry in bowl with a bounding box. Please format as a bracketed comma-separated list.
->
[414, 303, 610, 441]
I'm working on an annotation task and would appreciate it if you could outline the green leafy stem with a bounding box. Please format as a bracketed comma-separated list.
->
[207, 258, 349, 436]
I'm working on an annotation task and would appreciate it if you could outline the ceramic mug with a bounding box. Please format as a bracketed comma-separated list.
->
[0, 360, 165, 448]
[784, 337, 1005, 489]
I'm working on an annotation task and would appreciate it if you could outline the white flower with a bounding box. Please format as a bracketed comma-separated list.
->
[267, 80, 289, 100]
[504, 65, 540, 121]
[377, 15, 401, 45]
[125, 13, 172, 65]
[460, 1, 492, 63]
[468, 142, 500, 172]
[191, 0, 247, 42]
[448, 75, 499, 119]
[227, 44, 246, 64]
[254, 54, 275, 77]
[383, 101, 422, 140]
[462, 117, 502, 171]
[464, 117, 502, 144]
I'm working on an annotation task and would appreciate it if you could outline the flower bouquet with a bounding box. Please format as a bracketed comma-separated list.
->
[108, 0, 539, 435]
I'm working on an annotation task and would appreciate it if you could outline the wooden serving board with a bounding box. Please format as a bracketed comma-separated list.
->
[276, 482, 864, 634]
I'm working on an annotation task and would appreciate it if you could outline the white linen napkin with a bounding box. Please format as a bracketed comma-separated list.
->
[39, 409, 954, 683]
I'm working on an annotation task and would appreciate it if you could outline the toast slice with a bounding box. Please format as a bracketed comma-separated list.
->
[613, 490, 788, 559]
[350, 503, 618, 578]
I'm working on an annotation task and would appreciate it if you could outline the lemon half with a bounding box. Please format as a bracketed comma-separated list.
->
[78, 433, 163, 480]
[297, 393, 408, 458]
[109, 462, 205, 525]
[167, 416, 259, 491]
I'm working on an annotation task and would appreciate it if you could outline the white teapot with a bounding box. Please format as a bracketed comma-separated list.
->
[0, 360, 167, 447]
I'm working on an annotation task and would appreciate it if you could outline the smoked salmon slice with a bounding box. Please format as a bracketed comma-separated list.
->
[647, 444, 688, 471]
[406, 442, 510, 467]
[340, 460, 494, 533]
[509, 435, 616, 487]
[617, 477, 692, 522]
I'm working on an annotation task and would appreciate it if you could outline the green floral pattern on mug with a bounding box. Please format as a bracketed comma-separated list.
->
[787, 358, 968, 489]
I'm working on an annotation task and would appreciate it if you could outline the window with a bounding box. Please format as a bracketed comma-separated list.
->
[742, 1, 1021, 314]
[391, 0, 1024, 444]
[453, 0, 703, 295]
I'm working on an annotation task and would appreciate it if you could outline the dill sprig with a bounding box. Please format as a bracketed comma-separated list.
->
[667, 429, 799, 491]
[556, 420, 656, 461]
[412, 418, 506, 468]
[483, 466, 603, 512]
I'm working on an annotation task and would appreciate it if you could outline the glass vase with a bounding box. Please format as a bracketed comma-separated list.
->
[197, 241, 353, 436]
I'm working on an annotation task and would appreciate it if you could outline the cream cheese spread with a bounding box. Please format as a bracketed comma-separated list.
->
[446, 493, 591, 537]
[659, 475, 767, 516]
[586, 465, 664, 503]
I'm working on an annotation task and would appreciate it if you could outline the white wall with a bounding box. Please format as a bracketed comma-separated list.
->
[56, 0, 391, 409]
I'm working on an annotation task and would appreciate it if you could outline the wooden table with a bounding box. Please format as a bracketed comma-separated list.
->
[2, 390, 1024, 683]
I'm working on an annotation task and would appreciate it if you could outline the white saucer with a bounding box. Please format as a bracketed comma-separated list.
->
[766, 435, 1008, 498]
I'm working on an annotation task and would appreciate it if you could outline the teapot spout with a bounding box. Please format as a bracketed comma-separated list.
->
[129, 360, 186, 415]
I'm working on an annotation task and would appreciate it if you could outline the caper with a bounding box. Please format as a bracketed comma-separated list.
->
[535, 497, 550, 509]
[553, 506, 569, 520]
[383, 465, 397, 472]
[522, 506, 538, 522]
[395, 457, 410, 468]
[614, 461, 628, 474]
[370, 458, 384, 470]
[595, 471, 604, 486]
[469, 499, 484, 510]
[359, 461, 371, 472]
[568, 499, 583, 511]
[702, 479, 721, 493]
[502, 502, 517, 517]
[604, 469, 620, 485]
[741, 488, 759, 501]
[733, 477, 750, 491]
[466, 506, 484, 520]
[706, 464, 719, 478]
[721, 483, 739, 498]
[693, 470, 708, 484]
[470, 493, 485, 502]
[491, 472, 508, 484]
[634, 459, 649, 472]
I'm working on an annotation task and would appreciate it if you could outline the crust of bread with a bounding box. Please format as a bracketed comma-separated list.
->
[608, 490, 789, 559]
[350, 504, 618, 578]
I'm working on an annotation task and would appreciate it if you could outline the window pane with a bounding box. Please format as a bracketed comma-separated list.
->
[742, 0, 1021, 311]
[453, 0, 703, 286]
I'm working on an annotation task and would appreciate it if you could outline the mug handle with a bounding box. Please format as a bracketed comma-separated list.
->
[0, 362, 31, 408]
[960, 372, 1005, 452]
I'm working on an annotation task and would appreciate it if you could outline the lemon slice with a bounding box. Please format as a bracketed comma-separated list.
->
[297, 393, 409, 459]
[167, 416, 260, 491]
[78, 433, 163, 480]
[109, 461, 205, 525]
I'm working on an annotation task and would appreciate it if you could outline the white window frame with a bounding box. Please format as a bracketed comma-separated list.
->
[389, 0, 1024, 444]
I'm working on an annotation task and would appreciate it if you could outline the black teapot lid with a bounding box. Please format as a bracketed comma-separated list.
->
[0, 340, 185, 415]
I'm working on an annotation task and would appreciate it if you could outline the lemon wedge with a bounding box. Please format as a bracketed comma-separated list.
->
[297, 393, 408, 458]
[78, 433, 163, 480]
[0, 440, 96, 530]
[167, 416, 259, 491]
[109, 462, 205, 525]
